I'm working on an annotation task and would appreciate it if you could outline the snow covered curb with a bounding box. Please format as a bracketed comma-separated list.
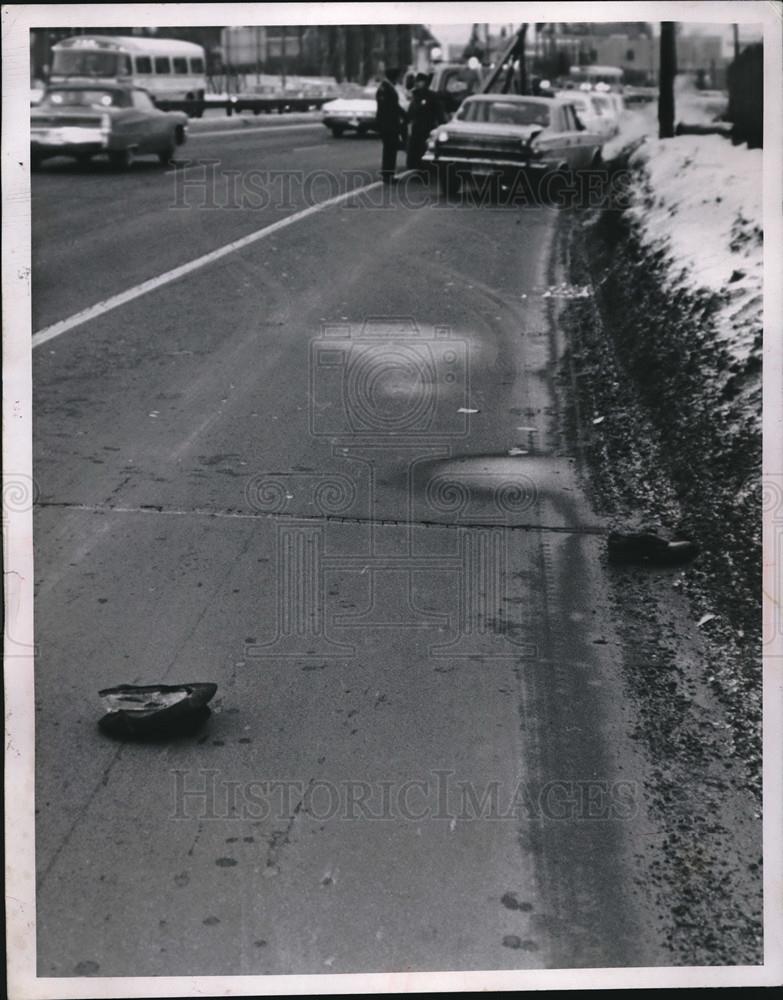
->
[566, 114, 763, 638]
[600, 102, 762, 450]
[626, 134, 762, 378]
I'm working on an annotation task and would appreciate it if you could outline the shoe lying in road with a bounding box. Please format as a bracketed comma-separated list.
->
[607, 531, 700, 566]
[97, 682, 217, 740]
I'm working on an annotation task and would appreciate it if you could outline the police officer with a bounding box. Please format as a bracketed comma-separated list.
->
[406, 72, 445, 171]
[376, 67, 406, 184]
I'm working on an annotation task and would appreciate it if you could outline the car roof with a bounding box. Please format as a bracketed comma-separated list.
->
[463, 94, 552, 104]
[53, 35, 203, 55]
[463, 93, 576, 107]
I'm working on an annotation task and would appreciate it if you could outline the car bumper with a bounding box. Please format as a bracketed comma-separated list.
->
[31, 126, 109, 155]
[422, 152, 551, 171]
[323, 114, 377, 130]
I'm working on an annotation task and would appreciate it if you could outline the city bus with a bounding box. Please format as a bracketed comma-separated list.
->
[50, 35, 207, 105]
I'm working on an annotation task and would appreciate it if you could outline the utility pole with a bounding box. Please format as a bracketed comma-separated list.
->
[658, 21, 676, 138]
[518, 24, 528, 94]
[733, 24, 740, 59]
[280, 25, 287, 91]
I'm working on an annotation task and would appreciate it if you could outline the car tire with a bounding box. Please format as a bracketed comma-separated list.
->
[158, 143, 176, 166]
[31, 153, 43, 172]
[329, 125, 345, 137]
[437, 164, 460, 198]
[75, 153, 93, 168]
[109, 148, 135, 171]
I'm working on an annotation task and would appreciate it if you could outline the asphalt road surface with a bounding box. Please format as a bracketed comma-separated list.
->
[32, 122, 667, 976]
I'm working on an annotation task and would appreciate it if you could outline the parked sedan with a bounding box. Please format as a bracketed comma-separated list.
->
[321, 83, 409, 137]
[31, 82, 188, 169]
[556, 91, 619, 138]
[423, 95, 604, 195]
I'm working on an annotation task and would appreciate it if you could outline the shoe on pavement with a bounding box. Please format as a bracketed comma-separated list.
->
[98, 682, 217, 740]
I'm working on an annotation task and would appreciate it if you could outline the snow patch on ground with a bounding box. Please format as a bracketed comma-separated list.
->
[627, 134, 762, 369]
[604, 84, 762, 385]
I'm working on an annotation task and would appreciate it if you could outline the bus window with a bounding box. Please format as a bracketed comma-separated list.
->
[190, 57, 205, 74]
[154, 57, 171, 74]
[172, 57, 188, 74]
[135, 56, 152, 74]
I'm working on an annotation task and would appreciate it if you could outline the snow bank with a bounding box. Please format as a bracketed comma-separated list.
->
[627, 134, 762, 369]
[603, 81, 762, 378]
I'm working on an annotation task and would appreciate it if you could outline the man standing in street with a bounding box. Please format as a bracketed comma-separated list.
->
[376, 67, 406, 184]
[406, 72, 445, 171]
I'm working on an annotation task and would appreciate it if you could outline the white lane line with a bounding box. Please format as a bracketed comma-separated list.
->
[32, 178, 384, 348]
[188, 122, 325, 139]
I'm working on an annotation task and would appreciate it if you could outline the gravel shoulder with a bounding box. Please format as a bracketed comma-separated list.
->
[550, 167, 763, 964]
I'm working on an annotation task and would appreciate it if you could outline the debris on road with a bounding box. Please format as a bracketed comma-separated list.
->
[457, 407, 479, 414]
[97, 682, 217, 740]
[541, 282, 591, 300]
[697, 613, 718, 628]
[607, 530, 700, 567]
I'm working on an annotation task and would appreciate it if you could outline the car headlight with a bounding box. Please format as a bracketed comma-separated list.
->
[437, 130, 449, 142]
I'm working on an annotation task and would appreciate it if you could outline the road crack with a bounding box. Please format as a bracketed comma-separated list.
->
[35, 500, 607, 536]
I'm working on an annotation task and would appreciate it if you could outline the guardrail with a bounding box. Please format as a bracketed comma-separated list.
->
[155, 95, 332, 118]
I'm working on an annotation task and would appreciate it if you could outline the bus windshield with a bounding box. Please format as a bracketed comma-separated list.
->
[52, 50, 125, 78]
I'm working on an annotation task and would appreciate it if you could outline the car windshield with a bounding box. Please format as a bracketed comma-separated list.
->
[41, 88, 128, 109]
[458, 100, 550, 127]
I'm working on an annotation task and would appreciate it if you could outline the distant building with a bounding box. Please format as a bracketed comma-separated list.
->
[534, 23, 727, 87]
[30, 23, 436, 85]
[219, 24, 431, 81]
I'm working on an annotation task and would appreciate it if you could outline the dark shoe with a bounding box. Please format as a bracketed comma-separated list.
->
[607, 531, 700, 566]
[98, 682, 217, 740]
